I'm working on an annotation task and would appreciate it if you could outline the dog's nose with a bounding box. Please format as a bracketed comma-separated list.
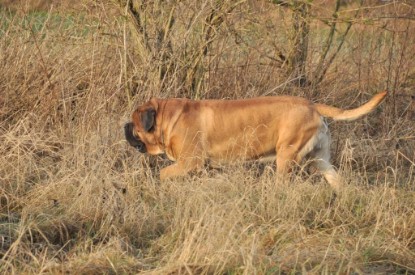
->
[136, 143, 146, 153]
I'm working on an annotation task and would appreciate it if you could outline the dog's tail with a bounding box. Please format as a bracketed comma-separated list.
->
[314, 91, 387, 121]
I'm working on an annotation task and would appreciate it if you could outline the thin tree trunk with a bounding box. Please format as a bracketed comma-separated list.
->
[288, 1, 310, 87]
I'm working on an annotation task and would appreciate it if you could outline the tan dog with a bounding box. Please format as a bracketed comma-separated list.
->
[125, 91, 387, 191]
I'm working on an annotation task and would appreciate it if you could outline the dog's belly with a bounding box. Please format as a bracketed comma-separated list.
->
[207, 148, 276, 168]
[206, 133, 277, 163]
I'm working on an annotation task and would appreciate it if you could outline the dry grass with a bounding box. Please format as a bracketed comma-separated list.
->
[1, 0, 415, 274]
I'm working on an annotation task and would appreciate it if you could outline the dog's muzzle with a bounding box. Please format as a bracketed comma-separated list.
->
[124, 122, 147, 153]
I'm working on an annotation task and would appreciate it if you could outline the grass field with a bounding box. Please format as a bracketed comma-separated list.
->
[1, 0, 415, 274]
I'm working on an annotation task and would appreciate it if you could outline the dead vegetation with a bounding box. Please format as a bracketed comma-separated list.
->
[1, 0, 414, 273]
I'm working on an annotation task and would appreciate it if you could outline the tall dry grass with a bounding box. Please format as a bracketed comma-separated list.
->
[1, 0, 414, 274]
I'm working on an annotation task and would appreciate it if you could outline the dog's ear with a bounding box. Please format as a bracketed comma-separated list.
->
[141, 108, 156, 132]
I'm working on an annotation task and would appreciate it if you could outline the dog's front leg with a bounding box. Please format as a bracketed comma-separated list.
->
[159, 159, 203, 180]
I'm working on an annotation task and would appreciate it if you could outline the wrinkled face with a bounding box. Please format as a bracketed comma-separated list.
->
[124, 100, 164, 155]
[124, 122, 146, 153]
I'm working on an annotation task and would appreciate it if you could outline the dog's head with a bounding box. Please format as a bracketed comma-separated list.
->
[124, 122, 147, 153]
[124, 99, 164, 155]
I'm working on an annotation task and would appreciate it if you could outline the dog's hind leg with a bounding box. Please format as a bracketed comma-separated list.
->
[275, 145, 300, 184]
[276, 147, 297, 174]
[309, 129, 343, 192]
[314, 158, 342, 192]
